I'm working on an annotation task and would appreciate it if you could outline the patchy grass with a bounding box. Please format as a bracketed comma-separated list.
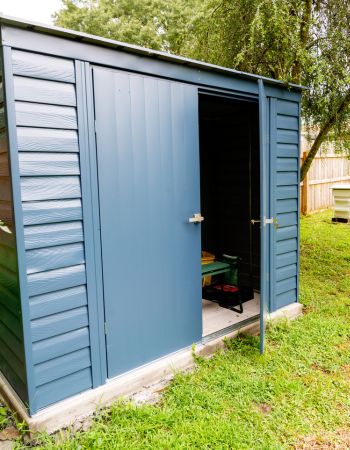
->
[0, 400, 12, 431]
[27, 211, 350, 449]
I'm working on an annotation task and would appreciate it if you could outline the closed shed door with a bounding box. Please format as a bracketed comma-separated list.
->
[93, 68, 202, 378]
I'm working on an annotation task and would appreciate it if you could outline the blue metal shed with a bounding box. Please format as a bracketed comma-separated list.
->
[0, 15, 303, 425]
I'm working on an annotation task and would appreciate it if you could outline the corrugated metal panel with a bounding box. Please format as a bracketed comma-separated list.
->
[0, 50, 28, 403]
[24, 221, 83, 250]
[15, 102, 77, 129]
[0, 262, 20, 293]
[12, 50, 75, 83]
[12, 49, 92, 411]
[22, 199, 82, 225]
[276, 264, 297, 281]
[0, 243, 18, 272]
[32, 328, 90, 364]
[19, 153, 80, 176]
[0, 303, 22, 338]
[17, 128, 79, 153]
[31, 306, 89, 342]
[271, 98, 300, 310]
[26, 243, 85, 274]
[14, 76, 76, 106]
[29, 285, 87, 319]
[20, 176, 81, 201]
[34, 347, 91, 386]
[35, 368, 92, 411]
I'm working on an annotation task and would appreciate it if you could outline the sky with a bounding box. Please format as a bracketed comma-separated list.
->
[0, 0, 63, 25]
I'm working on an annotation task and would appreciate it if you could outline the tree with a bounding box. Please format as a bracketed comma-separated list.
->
[53, 0, 200, 54]
[179, 0, 350, 181]
[54, 0, 350, 181]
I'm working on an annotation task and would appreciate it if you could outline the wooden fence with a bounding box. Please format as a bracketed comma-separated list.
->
[301, 152, 350, 214]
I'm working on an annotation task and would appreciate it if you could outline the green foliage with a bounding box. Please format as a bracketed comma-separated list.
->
[53, 0, 200, 53]
[181, 0, 309, 81]
[23, 211, 350, 449]
[54, 0, 350, 174]
[0, 404, 9, 430]
[185, 1, 350, 155]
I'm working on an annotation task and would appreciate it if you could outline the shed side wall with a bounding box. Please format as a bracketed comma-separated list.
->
[0, 47, 28, 402]
[270, 97, 300, 310]
[10, 49, 93, 411]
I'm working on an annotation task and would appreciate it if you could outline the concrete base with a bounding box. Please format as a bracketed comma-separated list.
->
[0, 302, 303, 434]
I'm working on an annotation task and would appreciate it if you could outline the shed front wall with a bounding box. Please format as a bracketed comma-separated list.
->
[0, 25, 301, 415]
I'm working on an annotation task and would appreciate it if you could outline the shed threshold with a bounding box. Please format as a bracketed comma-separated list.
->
[202, 294, 260, 339]
[202, 313, 260, 344]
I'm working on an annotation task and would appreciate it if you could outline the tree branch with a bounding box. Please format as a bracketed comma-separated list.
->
[300, 87, 350, 181]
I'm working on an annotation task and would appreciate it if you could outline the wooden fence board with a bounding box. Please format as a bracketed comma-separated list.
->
[301, 153, 350, 214]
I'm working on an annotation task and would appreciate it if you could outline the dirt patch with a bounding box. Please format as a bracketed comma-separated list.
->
[302, 304, 315, 315]
[0, 427, 19, 441]
[311, 362, 332, 374]
[340, 364, 350, 376]
[336, 340, 350, 351]
[253, 402, 272, 415]
[294, 428, 350, 449]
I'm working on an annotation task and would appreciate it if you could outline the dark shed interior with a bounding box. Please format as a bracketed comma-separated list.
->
[199, 94, 260, 291]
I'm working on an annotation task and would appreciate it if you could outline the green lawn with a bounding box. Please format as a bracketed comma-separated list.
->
[15, 211, 350, 448]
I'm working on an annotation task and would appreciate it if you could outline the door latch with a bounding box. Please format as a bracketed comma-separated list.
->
[264, 217, 279, 229]
[189, 213, 204, 223]
[251, 218, 279, 229]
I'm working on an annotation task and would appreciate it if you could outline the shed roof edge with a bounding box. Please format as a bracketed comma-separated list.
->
[0, 15, 307, 92]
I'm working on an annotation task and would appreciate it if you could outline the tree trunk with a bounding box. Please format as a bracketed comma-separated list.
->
[300, 88, 350, 181]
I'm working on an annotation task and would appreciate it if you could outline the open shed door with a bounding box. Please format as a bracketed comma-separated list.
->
[93, 68, 202, 378]
[259, 86, 300, 354]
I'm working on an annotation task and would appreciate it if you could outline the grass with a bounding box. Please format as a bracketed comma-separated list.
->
[0, 400, 13, 431]
[18, 211, 350, 448]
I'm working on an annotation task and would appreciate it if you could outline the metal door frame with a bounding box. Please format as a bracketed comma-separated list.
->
[198, 88, 271, 345]
[258, 80, 271, 354]
[79, 68, 272, 388]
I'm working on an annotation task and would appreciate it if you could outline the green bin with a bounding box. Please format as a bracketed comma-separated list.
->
[221, 254, 240, 285]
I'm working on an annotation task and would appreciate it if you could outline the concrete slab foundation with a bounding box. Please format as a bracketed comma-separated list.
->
[0, 302, 303, 434]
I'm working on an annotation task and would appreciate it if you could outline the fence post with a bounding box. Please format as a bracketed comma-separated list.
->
[301, 151, 309, 215]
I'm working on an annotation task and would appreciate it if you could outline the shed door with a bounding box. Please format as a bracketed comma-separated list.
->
[269, 97, 300, 311]
[93, 68, 202, 378]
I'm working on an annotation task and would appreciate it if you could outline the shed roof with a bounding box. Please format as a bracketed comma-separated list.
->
[0, 14, 307, 91]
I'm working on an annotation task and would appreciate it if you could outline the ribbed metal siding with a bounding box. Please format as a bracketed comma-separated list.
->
[0, 50, 28, 402]
[11, 50, 92, 410]
[272, 99, 300, 309]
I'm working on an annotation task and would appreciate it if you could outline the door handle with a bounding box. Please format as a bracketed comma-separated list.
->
[189, 213, 204, 223]
[251, 219, 260, 225]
